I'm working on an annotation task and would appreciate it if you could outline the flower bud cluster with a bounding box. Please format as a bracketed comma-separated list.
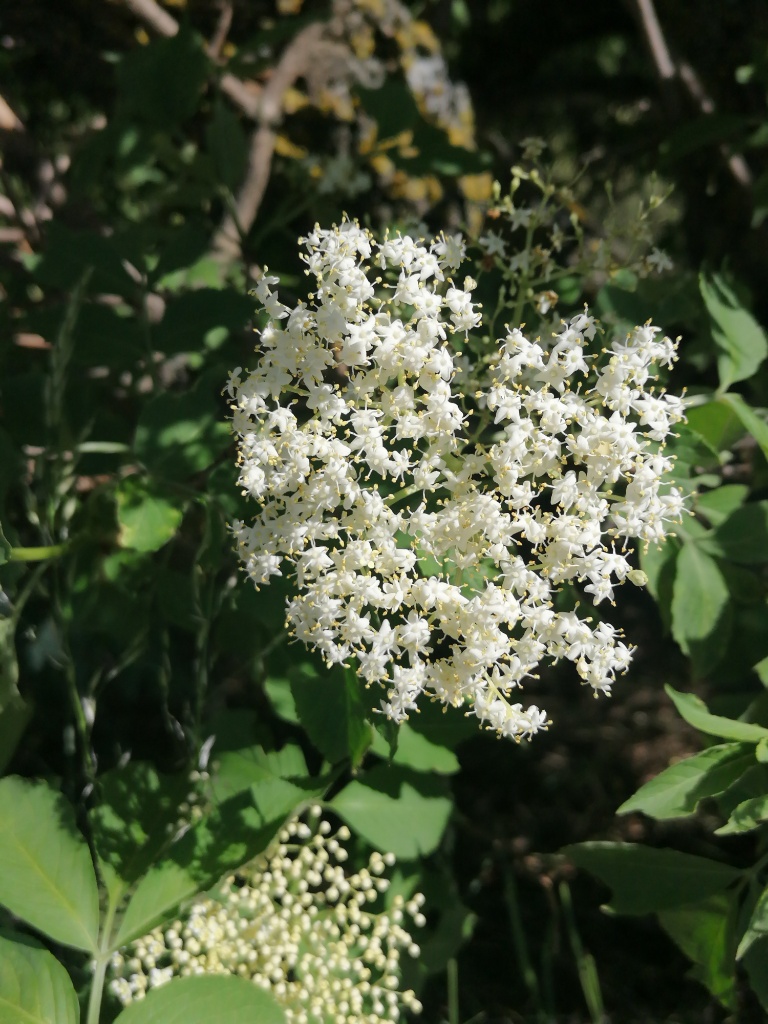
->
[228, 219, 685, 740]
[110, 810, 424, 1024]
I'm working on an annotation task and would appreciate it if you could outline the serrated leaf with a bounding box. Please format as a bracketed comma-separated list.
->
[564, 842, 742, 915]
[331, 765, 451, 859]
[116, 478, 184, 552]
[0, 931, 80, 1024]
[617, 743, 753, 819]
[665, 686, 768, 743]
[0, 777, 100, 952]
[700, 272, 768, 390]
[112, 974, 285, 1024]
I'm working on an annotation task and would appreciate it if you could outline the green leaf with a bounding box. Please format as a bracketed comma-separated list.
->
[737, 884, 768, 959]
[90, 762, 196, 900]
[206, 100, 248, 192]
[665, 686, 768, 743]
[716, 795, 768, 835]
[743, 937, 768, 1011]
[639, 537, 679, 631]
[114, 777, 313, 947]
[700, 501, 768, 564]
[564, 842, 742, 915]
[289, 663, 372, 768]
[263, 676, 299, 724]
[370, 720, 459, 774]
[210, 744, 307, 804]
[694, 485, 749, 527]
[719, 393, 768, 463]
[700, 272, 768, 390]
[0, 778, 100, 952]
[0, 524, 11, 567]
[670, 543, 731, 674]
[617, 743, 754, 819]
[0, 617, 32, 774]
[112, 975, 285, 1024]
[134, 372, 230, 481]
[658, 894, 737, 1008]
[115, 27, 209, 129]
[0, 931, 80, 1024]
[153, 290, 253, 354]
[332, 765, 451, 859]
[116, 478, 185, 552]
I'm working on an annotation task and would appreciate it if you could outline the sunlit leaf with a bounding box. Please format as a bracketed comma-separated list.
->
[332, 765, 451, 859]
[0, 777, 100, 952]
[617, 743, 753, 819]
[0, 932, 80, 1024]
[112, 975, 285, 1024]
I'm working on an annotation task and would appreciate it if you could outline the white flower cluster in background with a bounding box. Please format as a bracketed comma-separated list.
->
[110, 811, 424, 1024]
[227, 219, 685, 740]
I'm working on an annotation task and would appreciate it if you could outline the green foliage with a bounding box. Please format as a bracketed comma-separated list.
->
[0, 777, 100, 953]
[111, 976, 285, 1024]
[332, 764, 452, 859]
[0, 932, 80, 1024]
[5, 0, 768, 1019]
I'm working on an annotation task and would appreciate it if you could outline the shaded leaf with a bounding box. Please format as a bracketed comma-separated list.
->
[670, 543, 731, 674]
[90, 762, 195, 900]
[564, 842, 741, 915]
[289, 663, 372, 768]
[694, 485, 749, 528]
[114, 777, 315, 947]
[701, 502, 768, 564]
[115, 27, 208, 129]
[700, 272, 768, 390]
[658, 894, 737, 1008]
[719, 393, 768, 463]
[737, 884, 768, 959]
[116, 478, 185, 552]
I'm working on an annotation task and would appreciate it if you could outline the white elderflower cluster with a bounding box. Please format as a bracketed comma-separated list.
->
[228, 219, 685, 740]
[110, 811, 424, 1024]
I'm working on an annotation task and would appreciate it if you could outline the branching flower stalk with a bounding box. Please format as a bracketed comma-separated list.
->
[227, 215, 685, 741]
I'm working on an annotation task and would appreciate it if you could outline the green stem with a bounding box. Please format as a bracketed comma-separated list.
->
[446, 957, 459, 1024]
[87, 894, 120, 1024]
[10, 543, 70, 562]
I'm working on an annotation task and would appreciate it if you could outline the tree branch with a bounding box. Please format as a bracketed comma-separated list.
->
[628, 0, 753, 190]
[119, 0, 326, 260]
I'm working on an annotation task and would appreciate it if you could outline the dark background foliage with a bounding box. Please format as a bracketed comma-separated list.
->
[3, 1, 768, 1022]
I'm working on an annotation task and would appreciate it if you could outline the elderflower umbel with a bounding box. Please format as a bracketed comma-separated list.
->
[228, 219, 685, 741]
[109, 811, 424, 1024]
